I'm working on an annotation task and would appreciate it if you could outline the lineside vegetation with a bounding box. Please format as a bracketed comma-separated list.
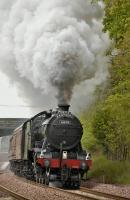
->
[81, 0, 130, 184]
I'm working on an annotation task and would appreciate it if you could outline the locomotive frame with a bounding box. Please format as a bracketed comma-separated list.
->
[9, 105, 92, 188]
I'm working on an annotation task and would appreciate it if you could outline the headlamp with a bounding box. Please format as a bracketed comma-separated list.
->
[81, 161, 87, 170]
[44, 159, 50, 167]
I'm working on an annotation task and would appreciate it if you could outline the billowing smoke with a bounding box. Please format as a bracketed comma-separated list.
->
[0, 0, 110, 112]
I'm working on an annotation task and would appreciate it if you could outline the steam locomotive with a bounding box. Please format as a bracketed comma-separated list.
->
[9, 105, 92, 188]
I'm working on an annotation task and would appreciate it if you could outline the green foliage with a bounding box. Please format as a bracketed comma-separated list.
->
[111, 28, 130, 87]
[111, 80, 130, 95]
[93, 93, 130, 160]
[81, 1, 130, 162]
[80, 110, 100, 153]
[80, 0, 130, 184]
[88, 155, 130, 184]
[103, 0, 130, 44]
[91, 24, 130, 160]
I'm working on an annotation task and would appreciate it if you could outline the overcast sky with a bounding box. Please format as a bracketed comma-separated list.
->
[0, 71, 32, 118]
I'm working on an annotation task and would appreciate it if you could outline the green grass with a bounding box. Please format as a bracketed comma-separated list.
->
[87, 155, 130, 185]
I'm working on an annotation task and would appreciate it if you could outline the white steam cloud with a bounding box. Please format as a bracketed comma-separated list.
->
[0, 0, 110, 112]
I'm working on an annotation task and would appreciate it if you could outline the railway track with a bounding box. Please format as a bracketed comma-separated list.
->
[79, 187, 130, 200]
[0, 185, 30, 200]
[21, 178, 130, 200]
[55, 186, 130, 200]
[0, 170, 9, 175]
[1, 172, 130, 200]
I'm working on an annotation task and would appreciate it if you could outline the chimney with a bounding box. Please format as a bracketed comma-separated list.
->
[58, 104, 70, 111]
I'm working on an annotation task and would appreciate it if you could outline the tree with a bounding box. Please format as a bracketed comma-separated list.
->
[92, 94, 130, 160]
[103, 0, 130, 44]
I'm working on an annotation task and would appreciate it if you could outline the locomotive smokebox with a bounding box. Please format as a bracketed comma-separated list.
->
[58, 104, 70, 111]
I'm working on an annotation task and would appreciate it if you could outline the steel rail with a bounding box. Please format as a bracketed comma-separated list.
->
[2, 173, 130, 200]
[19, 179, 126, 200]
[80, 187, 130, 200]
[29, 181, 130, 200]
[13, 177, 103, 200]
[0, 171, 8, 174]
[0, 185, 30, 200]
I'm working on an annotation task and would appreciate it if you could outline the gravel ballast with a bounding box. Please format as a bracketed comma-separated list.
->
[1, 172, 130, 199]
[0, 191, 13, 200]
[82, 181, 130, 198]
[0, 173, 85, 200]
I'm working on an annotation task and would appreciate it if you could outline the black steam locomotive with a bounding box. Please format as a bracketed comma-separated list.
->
[9, 105, 92, 188]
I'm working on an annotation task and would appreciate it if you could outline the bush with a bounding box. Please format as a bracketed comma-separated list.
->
[87, 155, 130, 184]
